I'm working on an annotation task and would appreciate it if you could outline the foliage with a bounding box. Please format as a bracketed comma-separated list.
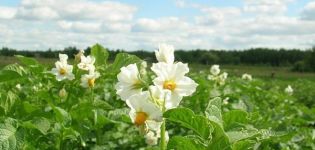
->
[0, 44, 314, 150]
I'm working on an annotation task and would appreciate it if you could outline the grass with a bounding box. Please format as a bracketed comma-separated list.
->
[190, 64, 315, 80]
[1, 56, 315, 80]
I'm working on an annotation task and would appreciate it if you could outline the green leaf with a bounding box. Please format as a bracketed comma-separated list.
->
[91, 44, 109, 66]
[207, 121, 231, 150]
[23, 102, 39, 114]
[93, 99, 113, 110]
[0, 91, 18, 114]
[232, 140, 256, 150]
[22, 117, 50, 135]
[205, 97, 223, 128]
[62, 128, 80, 141]
[70, 100, 112, 121]
[52, 107, 71, 124]
[223, 110, 249, 131]
[109, 53, 142, 74]
[164, 108, 213, 140]
[0, 70, 22, 83]
[226, 131, 259, 143]
[15, 55, 39, 66]
[167, 136, 206, 150]
[2, 64, 27, 76]
[0, 120, 24, 150]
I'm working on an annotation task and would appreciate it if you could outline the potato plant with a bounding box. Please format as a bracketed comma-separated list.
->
[0, 44, 314, 150]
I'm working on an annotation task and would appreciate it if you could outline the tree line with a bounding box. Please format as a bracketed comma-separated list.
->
[0, 46, 314, 72]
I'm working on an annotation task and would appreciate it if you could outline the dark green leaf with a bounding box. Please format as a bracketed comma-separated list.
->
[109, 53, 142, 74]
[167, 136, 206, 150]
[164, 108, 213, 140]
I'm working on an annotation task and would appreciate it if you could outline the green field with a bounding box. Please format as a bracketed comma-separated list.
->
[1, 56, 315, 80]
[0, 50, 314, 149]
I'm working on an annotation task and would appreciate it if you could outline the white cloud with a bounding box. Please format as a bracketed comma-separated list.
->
[132, 17, 190, 32]
[195, 7, 241, 25]
[243, 0, 295, 14]
[15, 0, 137, 21]
[0, 0, 314, 50]
[0, 7, 17, 19]
[301, 1, 315, 20]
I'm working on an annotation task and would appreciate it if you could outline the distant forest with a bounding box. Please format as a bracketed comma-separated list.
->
[1, 46, 315, 72]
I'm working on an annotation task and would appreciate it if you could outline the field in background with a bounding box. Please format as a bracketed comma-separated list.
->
[1, 56, 315, 80]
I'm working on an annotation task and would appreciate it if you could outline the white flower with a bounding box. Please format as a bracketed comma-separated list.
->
[149, 86, 174, 110]
[115, 64, 142, 101]
[218, 72, 228, 85]
[151, 62, 198, 108]
[51, 54, 75, 81]
[126, 92, 163, 127]
[223, 97, 229, 105]
[210, 65, 220, 75]
[140, 61, 147, 76]
[15, 84, 21, 90]
[78, 55, 96, 71]
[242, 73, 252, 81]
[155, 44, 175, 64]
[285, 85, 293, 95]
[59, 54, 68, 63]
[145, 131, 158, 146]
[80, 71, 100, 88]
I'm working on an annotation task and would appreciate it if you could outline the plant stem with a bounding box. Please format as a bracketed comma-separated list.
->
[160, 119, 166, 150]
[160, 94, 167, 150]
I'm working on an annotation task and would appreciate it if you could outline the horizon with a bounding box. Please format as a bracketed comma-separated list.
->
[1, 0, 315, 51]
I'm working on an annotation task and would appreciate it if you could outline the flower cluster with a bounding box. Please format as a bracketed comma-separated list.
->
[285, 85, 294, 95]
[51, 52, 100, 88]
[242, 73, 253, 81]
[115, 44, 198, 145]
[207, 64, 228, 85]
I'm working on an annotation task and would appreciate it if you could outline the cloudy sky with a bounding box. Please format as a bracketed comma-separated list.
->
[0, 0, 315, 51]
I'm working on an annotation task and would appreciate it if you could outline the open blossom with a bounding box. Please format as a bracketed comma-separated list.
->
[144, 129, 169, 146]
[210, 65, 220, 75]
[155, 44, 175, 64]
[208, 65, 228, 85]
[80, 71, 100, 88]
[218, 72, 228, 85]
[145, 131, 158, 146]
[115, 64, 142, 101]
[149, 86, 174, 110]
[51, 54, 75, 81]
[78, 55, 95, 71]
[285, 85, 294, 95]
[151, 62, 198, 108]
[59, 54, 68, 63]
[242, 73, 252, 81]
[126, 92, 163, 127]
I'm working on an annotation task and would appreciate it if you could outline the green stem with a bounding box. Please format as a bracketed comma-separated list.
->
[160, 119, 166, 150]
[160, 94, 167, 150]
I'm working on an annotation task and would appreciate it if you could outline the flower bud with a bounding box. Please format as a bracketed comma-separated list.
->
[59, 88, 67, 98]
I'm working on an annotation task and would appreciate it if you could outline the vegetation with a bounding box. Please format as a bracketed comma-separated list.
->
[0, 44, 314, 149]
[1, 46, 315, 72]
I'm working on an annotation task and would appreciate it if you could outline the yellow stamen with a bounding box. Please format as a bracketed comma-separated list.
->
[59, 68, 66, 75]
[88, 78, 95, 88]
[135, 112, 148, 126]
[163, 80, 176, 91]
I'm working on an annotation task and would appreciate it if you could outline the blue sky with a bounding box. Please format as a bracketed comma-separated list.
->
[1, 0, 309, 17]
[0, 0, 315, 50]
